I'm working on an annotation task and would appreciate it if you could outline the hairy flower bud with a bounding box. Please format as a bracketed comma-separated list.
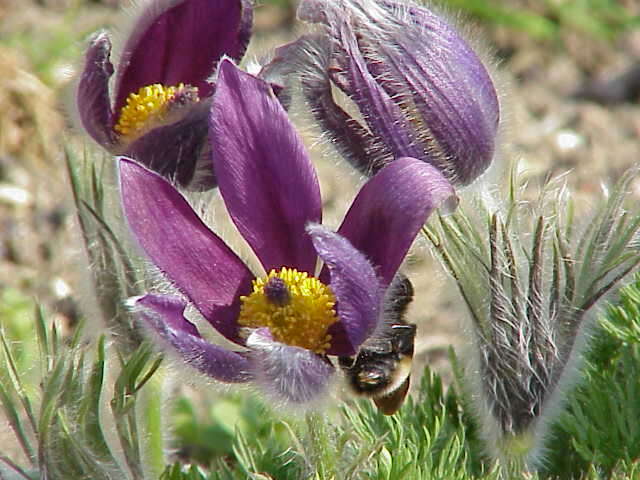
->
[426, 169, 640, 469]
[288, 0, 500, 185]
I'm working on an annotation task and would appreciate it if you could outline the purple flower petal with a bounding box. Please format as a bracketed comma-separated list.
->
[119, 157, 253, 344]
[338, 157, 456, 286]
[246, 329, 335, 405]
[307, 224, 382, 357]
[307, 84, 387, 175]
[283, 35, 390, 175]
[76, 31, 117, 148]
[298, 0, 499, 186]
[114, 0, 253, 113]
[134, 294, 252, 382]
[125, 100, 215, 189]
[338, 23, 423, 162]
[258, 38, 303, 111]
[236, 0, 254, 63]
[211, 60, 321, 274]
[372, 8, 499, 185]
[297, 0, 328, 23]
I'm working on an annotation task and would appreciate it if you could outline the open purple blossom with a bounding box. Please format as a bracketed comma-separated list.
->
[266, 0, 499, 185]
[76, 0, 252, 189]
[121, 59, 455, 407]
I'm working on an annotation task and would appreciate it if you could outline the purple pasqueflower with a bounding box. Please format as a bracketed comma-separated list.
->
[76, 0, 252, 189]
[121, 59, 455, 406]
[270, 0, 499, 185]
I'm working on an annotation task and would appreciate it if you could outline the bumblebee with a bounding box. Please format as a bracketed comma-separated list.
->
[339, 276, 416, 415]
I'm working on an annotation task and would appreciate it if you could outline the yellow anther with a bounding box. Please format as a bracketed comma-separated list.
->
[239, 267, 338, 354]
[114, 83, 196, 138]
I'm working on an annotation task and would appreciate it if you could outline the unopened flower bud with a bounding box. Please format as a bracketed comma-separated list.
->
[291, 0, 500, 185]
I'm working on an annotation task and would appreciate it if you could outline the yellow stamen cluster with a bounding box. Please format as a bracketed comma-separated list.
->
[239, 268, 338, 354]
[114, 83, 194, 138]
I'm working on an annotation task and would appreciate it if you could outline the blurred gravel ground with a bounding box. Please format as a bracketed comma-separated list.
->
[1, 0, 639, 395]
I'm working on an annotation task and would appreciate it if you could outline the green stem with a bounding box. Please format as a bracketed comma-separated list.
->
[305, 412, 335, 479]
[139, 374, 165, 479]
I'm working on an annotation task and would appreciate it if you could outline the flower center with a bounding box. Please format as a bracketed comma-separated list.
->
[239, 267, 338, 354]
[114, 83, 199, 138]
